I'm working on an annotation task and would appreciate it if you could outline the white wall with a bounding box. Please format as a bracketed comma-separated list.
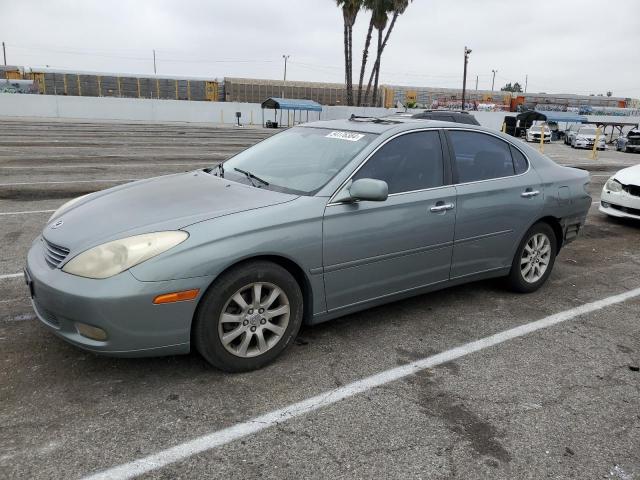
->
[1, 93, 637, 132]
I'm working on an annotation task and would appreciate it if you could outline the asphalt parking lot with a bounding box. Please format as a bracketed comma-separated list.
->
[1, 119, 639, 480]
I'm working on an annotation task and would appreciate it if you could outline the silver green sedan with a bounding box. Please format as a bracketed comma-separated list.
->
[25, 118, 591, 372]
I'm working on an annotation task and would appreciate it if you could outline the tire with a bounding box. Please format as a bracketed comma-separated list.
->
[192, 261, 303, 372]
[507, 222, 557, 293]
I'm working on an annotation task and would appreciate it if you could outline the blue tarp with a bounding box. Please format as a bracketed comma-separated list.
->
[533, 111, 588, 123]
[261, 97, 323, 112]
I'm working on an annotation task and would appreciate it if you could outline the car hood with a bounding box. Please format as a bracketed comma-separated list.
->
[613, 164, 640, 185]
[43, 171, 297, 252]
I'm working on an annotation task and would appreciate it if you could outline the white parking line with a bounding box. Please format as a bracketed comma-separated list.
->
[0, 209, 55, 216]
[0, 179, 139, 187]
[0, 162, 210, 170]
[82, 286, 640, 480]
[0, 273, 23, 280]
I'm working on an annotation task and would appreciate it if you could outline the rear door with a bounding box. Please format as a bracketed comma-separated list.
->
[445, 129, 544, 278]
[322, 130, 456, 311]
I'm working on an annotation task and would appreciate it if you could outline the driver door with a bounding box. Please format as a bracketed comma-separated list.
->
[322, 130, 456, 311]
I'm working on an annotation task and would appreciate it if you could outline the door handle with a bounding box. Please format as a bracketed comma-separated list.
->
[430, 203, 455, 213]
[521, 190, 540, 198]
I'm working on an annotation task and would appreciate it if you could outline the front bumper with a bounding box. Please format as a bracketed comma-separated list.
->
[599, 187, 640, 220]
[25, 237, 213, 357]
[574, 139, 606, 149]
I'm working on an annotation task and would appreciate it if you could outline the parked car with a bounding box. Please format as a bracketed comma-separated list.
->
[564, 123, 584, 145]
[600, 165, 640, 220]
[25, 118, 591, 372]
[526, 125, 552, 143]
[614, 128, 640, 153]
[411, 110, 480, 125]
[571, 126, 606, 150]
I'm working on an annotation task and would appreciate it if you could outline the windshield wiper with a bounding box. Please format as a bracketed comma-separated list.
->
[233, 168, 269, 187]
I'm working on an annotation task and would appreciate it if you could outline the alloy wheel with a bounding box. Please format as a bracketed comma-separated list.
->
[520, 233, 551, 283]
[217, 282, 290, 358]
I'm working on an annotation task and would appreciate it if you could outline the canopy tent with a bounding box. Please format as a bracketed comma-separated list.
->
[261, 97, 322, 128]
[518, 110, 588, 127]
[503, 110, 589, 139]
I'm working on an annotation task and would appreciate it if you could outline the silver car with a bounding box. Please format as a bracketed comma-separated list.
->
[25, 119, 591, 372]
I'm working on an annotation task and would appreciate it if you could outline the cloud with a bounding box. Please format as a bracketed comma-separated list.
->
[1, 0, 638, 97]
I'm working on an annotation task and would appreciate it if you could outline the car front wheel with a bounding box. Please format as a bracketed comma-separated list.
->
[193, 261, 303, 372]
[507, 223, 557, 293]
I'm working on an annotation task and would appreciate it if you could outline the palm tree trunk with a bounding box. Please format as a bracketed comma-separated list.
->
[347, 25, 354, 105]
[343, 20, 350, 105]
[364, 11, 399, 105]
[357, 17, 374, 106]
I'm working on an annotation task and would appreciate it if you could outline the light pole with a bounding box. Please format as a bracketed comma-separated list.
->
[282, 54, 290, 98]
[461, 46, 471, 111]
[153, 49, 157, 74]
[491, 69, 498, 92]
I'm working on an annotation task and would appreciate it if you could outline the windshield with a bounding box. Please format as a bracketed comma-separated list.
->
[218, 127, 377, 195]
[579, 128, 597, 135]
[530, 126, 549, 132]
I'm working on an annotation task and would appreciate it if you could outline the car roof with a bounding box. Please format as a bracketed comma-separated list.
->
[298, 117, 493, 135]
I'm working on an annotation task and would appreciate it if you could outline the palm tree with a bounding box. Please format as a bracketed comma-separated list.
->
[364, 0, 410, 106]
[336, 0, 362, 106]
[356, 1, 377, 106]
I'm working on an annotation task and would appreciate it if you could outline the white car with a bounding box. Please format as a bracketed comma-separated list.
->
[572, 126, 606, 150]
[526, 125, 551, 143]
[600, 165, 640, 220]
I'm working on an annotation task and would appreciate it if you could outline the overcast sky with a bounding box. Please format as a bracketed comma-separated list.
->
[2, 0, 639, 98]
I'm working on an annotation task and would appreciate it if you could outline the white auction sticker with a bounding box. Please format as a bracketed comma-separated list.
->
[325, 131, 365, 142]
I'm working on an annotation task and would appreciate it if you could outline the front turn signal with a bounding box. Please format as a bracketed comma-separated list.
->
[153, 289, 200, 305]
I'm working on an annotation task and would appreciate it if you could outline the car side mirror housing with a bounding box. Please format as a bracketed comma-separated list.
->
[335, 178, 388, 203]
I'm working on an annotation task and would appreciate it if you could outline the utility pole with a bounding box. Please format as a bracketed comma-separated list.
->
[461, 46, 471, 111]
[524, 74, 528, 93]
[281, 54, 289, 98]
[2, 42, 6, 66]
[491, 69, 497, 92]
[153, 50, 157, 74]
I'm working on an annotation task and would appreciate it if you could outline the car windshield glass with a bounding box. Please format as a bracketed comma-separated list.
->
[579, 128, 597, 135]
[219, 127, 377, 195]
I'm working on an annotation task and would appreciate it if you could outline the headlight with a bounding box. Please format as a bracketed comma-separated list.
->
[48, 194, 90, 222]
[62, 231, 188, 279]
[604, 177, 622, 193]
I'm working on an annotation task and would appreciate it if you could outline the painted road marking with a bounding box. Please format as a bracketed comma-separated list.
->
[82, 286, 640, 480]
[0, 273, 23, 280]
[0, 179, 139, 187]
[0, 209, 55, 216]
[0, 162, 212, 170]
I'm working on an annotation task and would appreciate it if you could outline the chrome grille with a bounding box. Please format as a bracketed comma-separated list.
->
[624, 184, 640, 197]
[42, 238, 70, 268]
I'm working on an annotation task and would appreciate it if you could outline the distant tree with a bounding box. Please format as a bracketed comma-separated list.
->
[606, 91, 613, 97]
[364, 0, 412, 106]
[336, 0, 363, 106]
[501, 82, 523, 93]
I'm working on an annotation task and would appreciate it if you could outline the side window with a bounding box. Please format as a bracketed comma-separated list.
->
[353, 131, 444, 194]
[448, 131, 516, 183]
[510, 146, 528, 174]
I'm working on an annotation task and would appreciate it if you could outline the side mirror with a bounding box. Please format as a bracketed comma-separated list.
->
[336, 178, 388, 203]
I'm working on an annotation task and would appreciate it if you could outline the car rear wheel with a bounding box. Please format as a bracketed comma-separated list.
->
[193, 261, 303, 372]
[507, 222, 557, 293]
